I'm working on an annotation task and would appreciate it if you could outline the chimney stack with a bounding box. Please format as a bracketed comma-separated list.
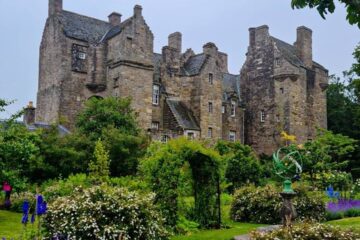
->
[49, 0, 63, 16]
[108, 12, 122, 26]
[134, 5, 142, 18]
[295, 26, 312, 68]
[168, 32, 182, 53]
[203, 42, 218, 56]
[248, 25, 269, 48]
[23, 101, 36, 126]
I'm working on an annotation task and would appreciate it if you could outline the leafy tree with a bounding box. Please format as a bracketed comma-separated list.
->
[291, 0, 360, 28]
[89, 139, 110, 182]
[215, 140, 263, 192]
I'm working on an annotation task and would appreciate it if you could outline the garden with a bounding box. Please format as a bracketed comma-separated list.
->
[1, 92, 360, 240]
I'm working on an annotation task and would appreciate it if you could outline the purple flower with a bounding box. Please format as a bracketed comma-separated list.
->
[21, 213, 29, 224]
[326, 199, 360, 212]
[36, 195, 47, 215]
[22, 200, 29, 214]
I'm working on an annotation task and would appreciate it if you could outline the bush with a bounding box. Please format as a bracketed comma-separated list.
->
[44, 185, 170, 240]
[8, 191, 35, 213]
[230, 184, 325, 224]
[250, 222, 360, 240]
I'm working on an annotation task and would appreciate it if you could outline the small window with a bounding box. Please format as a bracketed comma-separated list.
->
[229, 131, 236, 142]
[280, 87, 284, 94]
[222, 105, 225, 114]
[231, 100, 236, 117]
[151, 121, 159, 130]
[113, 77, 119, 88]
[208, 102, 213, 113]
[152, 85, 160, 105]
[78, 52, 86, 60]
[208, 128, 213, 138]
[209, 73, 213, 85]
[275, 58, 281, 66]
[161, 135, 169, 143]
[187, 132, 195, 139]
[260, 111, 266, 123]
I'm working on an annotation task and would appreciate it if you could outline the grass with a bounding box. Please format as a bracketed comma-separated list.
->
[0, 210, 23, 239]
[327, 216, 360, 232]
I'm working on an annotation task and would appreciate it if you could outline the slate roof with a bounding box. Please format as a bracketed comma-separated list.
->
[271, 37, 304, 67]
[0, 120, 70, 136]
[166, 99, 200, 131]
[59, 10, 113, 43]
[181, 54, 208, 76]
[222, 73, 241, 101]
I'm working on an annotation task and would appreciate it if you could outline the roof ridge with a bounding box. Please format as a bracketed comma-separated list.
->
[62, 10, 110, 25]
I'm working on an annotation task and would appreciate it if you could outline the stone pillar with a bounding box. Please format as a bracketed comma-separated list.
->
[49, 0, 62, 16]
[134, 5, 142, 18]
[108, 12, 122, 26]
[295, 26, 312, 68]
[203, 42, 218, 56]
[23, 101, 36, 126]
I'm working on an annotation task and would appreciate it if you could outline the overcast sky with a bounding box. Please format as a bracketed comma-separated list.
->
[0, 0, 359, 118]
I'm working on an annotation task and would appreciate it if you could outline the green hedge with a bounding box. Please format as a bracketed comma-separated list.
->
[230, 184, 325, 224]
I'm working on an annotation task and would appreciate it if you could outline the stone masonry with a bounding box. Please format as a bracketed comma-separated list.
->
[34, 0, 328, 155]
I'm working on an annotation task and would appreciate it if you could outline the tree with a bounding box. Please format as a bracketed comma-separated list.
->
[89, 139, 110, 182]
[291, 0, 360, 28]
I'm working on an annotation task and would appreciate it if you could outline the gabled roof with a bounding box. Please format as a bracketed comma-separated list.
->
[0, 120, 70, 136]
[58, 10, 113, 43]
[166, 99, 200, 131]
[222, 73, 241, 101]
[271, 37, 304, 67]
[181, 54, 208, 76]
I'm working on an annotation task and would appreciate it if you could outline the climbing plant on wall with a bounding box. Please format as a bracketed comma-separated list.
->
[140, 138, 221, 229]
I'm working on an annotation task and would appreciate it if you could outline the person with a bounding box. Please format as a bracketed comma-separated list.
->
[2, 181, 12, 209]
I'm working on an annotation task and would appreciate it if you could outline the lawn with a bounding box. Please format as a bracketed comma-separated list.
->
[0, 210, 22, 239]
[327, 216, 360, 232]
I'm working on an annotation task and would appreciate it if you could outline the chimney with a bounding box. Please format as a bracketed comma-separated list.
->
[168, 32, 182, 53]
[295, 26, 312, 68]
[134, 5, 142, 18]
[23, 101, 36, 126]
[49, 0, 63, 16]
[108, 12, 122, 26]
[203, 42, 218, 56]
[249, 25, 269, 47]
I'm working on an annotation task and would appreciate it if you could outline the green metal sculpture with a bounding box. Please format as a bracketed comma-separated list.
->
[272, 147, 303, 193]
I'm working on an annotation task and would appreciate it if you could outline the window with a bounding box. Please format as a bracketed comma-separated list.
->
[152, 85, 160, 105]
[231, 100, 236, 117]
[187, 132, 194, 139]
[222, 105, 225, 114]
[151, 121, 159, 130]
[275, 58, 281, 66]
[113, 77, 119, 88]
[78, 52, 86, 60]
[280, 87, 284, 94]
[260, 111, 266, 122]
[209, 73, 213, 85]
[161, 135, 169, 143]
[229, 131, 236, 142]
[208, 128, 213, 138]
[208, 102, 213, 113]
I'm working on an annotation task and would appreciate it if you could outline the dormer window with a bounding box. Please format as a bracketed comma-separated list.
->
[152, 85, 160, 105]
[231, 100, 236, 117]
[209, 73, 213, 85]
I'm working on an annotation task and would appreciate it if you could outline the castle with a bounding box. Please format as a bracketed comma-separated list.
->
[33, 0, 328, 155]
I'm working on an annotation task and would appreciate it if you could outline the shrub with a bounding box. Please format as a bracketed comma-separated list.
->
[230, 184, 325, 224]
[44, 185, 169, 240]
[8, 191, 35, 213]
[250, 222, 360, 240]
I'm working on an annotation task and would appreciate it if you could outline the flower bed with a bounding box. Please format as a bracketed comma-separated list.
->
[326, 199, 360, 220]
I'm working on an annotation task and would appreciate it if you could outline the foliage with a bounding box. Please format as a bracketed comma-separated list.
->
[140, 138, 221, 229]
[215, 141, 263, 192]
[89, 139, 110, 182]
[250, 222, 360, 239]
[44, 185, 169, 240]
[230, 184, 326, 224]
[7, 191, 35, 213]
[291, 0, 360, 28]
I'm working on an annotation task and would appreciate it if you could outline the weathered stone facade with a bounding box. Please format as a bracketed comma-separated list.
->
[35, 1, 328, 155]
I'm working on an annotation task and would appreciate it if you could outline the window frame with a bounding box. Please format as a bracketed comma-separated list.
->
[260, 111, 266, 123]
[208, 102, 213, 113]
[209, 73, 214, 85]
[229, 131, 236, 142]
[152, 84, 160, 105]
[208, 127, 213, 138]
[231, 100, 236, 117]
[151, 121, 159, 130]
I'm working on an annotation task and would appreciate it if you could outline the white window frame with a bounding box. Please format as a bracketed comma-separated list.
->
[231, 100, 236, 117]
[151, 121, 159, 130]
[152, 85, 160, 105]
[161, 135, 169, 143]
[78, 52, 86, 60]
[229, 131, 236, 142]
[260, 111, 266, 123]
